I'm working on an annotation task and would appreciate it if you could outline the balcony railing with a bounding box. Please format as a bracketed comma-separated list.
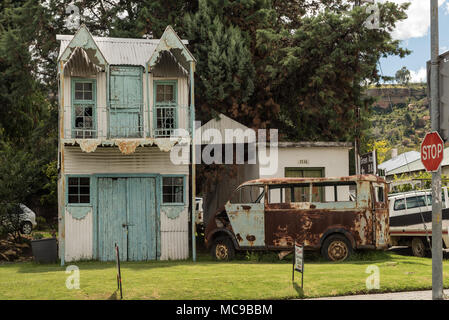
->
[62, 105, 191, 140]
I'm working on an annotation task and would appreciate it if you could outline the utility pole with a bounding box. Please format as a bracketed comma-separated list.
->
[430, 0, 443, 300]
[354, 0, 361, 175]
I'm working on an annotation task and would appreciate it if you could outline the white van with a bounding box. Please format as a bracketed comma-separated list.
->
[389, 188, 449, 257]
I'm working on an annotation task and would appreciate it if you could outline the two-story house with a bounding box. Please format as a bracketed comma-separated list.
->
[56, 25, 196, 263]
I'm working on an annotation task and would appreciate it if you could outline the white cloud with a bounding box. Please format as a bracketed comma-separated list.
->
[409, 67, 427, 83]
[379, 0, 446, 40]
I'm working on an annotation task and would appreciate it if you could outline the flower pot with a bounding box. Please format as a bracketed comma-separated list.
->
[31, 238, 58, 263]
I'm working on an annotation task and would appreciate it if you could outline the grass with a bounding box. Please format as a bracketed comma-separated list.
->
[1, 250, 449, 300]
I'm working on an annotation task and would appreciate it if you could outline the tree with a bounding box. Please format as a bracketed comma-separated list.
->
[395, 66, 411, 86]
[367, 140, 390, 164]
[0, 1, 58, 231]
[260, 2, 410, 141]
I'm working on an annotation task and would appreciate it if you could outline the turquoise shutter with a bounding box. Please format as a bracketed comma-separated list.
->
[109, 66, 143, 138]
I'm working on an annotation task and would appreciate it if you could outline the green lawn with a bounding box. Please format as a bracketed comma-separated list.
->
[1, 251, 449, 300]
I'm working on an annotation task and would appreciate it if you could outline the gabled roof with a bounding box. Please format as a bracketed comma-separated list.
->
[199, 113, 256, 143]
[58, 25, 107, 68]
[147, 25, 196, 71]
[57, 25, 190, 68]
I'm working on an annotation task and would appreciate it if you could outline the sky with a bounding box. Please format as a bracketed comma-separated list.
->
[379, 0, 449, 83]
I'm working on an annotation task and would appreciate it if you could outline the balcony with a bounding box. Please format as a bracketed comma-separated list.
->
[62, 105, 191, 140]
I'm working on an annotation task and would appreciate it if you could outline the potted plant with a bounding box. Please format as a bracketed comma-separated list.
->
[31, 232, 58, 263]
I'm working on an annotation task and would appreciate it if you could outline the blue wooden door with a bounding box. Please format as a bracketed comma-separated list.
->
[109, 66, 143, 137]
[97, 177, 158, 261]
[127, 178, 157, 261]
[97, 177, 128, 261]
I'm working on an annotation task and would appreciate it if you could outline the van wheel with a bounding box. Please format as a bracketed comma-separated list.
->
[211, 237, 235, 261]
[321, 234, 352, 261]
[411, 237, 427, 257]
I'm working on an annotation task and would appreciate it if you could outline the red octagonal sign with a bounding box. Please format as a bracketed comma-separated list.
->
[421, 131, 444, 172]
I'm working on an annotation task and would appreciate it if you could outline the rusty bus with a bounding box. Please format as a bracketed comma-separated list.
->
[204, 175, 389, 261]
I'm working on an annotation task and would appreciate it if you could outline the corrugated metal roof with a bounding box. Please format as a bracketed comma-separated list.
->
[387, 147, 449, 176]
[378, 151, 421, 173]
[56, 34, 188, 67]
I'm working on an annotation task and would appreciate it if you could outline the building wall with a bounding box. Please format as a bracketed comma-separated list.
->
[63, 146, 189, 175]
[259, 146, 350, 202]
[61, 146, 190, 262]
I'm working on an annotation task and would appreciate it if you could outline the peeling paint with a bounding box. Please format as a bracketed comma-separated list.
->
[161, 206, 185, 220]
[60, 25, 107, 68]
[154, 137, 182, 152]
[148, 26, 195, 70]
[66, 206, 91, 220]
[114, 139, 141, 154]
[63, 138, 185, 154]
[76, 139, 102, 153]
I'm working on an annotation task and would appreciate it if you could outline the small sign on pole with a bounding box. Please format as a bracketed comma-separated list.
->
[292, 242, 304, 288]
[115, 243, 123, 300]
[360, 150, 377, 175]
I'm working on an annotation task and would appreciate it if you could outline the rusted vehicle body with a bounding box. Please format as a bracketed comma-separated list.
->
[204, 175, 389, 261]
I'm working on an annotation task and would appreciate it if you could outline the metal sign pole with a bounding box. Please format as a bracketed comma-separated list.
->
[115, 243, 123, 300]
[430, 0, 443, 300]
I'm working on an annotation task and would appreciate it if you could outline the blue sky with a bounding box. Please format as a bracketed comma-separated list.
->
[379, 0, 449, 82]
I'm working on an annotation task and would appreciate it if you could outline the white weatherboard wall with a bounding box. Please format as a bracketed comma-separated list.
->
[160, 206, 189, 260]
[63, 146, 189, 175]
[259, 146, 350, 201]
[64, 208, 93, 261]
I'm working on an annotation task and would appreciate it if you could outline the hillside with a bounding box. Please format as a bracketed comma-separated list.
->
[366, 84, 430, 159]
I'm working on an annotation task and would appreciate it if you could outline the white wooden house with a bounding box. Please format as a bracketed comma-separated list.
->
[56, 25, 196, 263]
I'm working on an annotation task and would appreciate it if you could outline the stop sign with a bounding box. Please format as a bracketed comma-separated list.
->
[421, 131, 444, 172]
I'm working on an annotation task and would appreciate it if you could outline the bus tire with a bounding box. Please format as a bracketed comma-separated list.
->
[211, 236, 235, 261]
[321, 234, 352, 261]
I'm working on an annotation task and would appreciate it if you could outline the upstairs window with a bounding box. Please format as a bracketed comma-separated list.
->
[72, 79, 96, 138]
[154, 81, 177, 137]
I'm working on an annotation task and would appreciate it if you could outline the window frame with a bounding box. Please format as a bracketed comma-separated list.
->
[230, 185, 265, 204]
[71, 78, 97, 139]
[66, 175, 92, 206]
[153, 80, 178, 137]
[161, 175, 185, 205]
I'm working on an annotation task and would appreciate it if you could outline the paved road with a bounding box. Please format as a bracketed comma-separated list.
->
[308, 289, 449, 300]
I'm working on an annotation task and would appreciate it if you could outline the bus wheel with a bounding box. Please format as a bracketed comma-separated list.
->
[322, 234, 352, 262]
[211, 237, 235, 261]
[411, 237, 427, 257]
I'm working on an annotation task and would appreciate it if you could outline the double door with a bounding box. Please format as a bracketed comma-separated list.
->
[97, 177, 157, 261]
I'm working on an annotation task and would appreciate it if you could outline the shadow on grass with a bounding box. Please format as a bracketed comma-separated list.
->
[292, 282, 305, 299]
[11, 247, 433, 274]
